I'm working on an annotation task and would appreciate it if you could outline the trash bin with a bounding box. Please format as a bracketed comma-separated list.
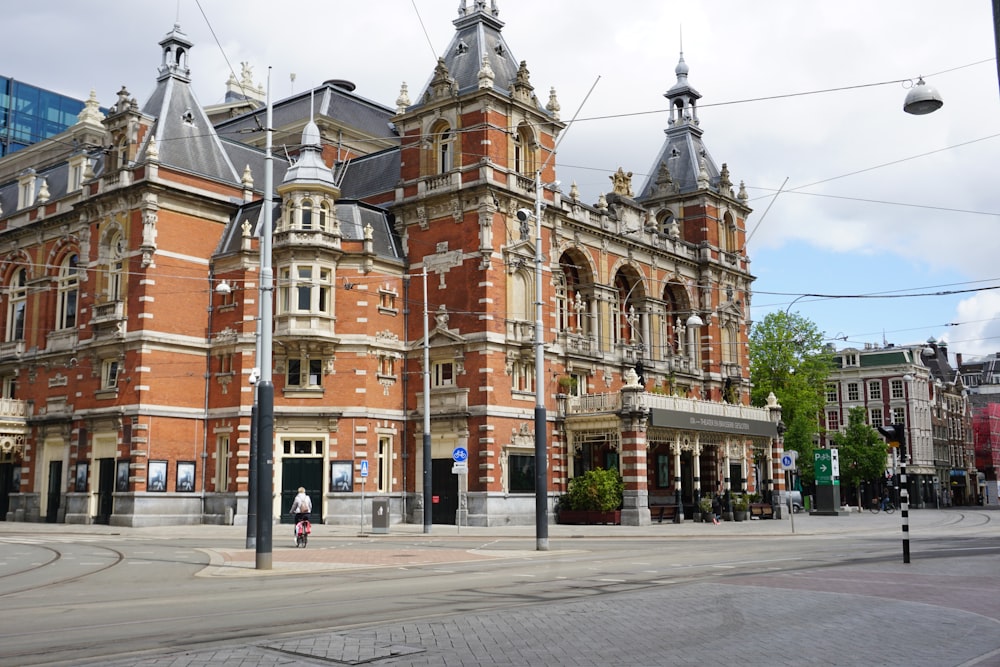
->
[372, 498, 389, 535]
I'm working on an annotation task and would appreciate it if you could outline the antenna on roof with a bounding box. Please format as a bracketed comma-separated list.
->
[309, 88, 315, 124]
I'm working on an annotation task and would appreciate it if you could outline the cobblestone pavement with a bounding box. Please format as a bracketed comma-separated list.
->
[6, 509, 998, 666]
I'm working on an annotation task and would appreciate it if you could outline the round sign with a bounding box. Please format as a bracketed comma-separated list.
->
[780, 454, 794, 469]
[452, 447, 468, 462]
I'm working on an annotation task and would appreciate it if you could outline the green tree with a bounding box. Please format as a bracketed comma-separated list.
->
[749, 311, 831, 486]
[832, 406, 889, 507]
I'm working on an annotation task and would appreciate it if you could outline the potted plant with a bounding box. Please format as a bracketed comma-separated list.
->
[731, 493, 749, 521]
[558, 468, 624, 524]
[698, 496, 714, 523]
[557, 375, 577, 394]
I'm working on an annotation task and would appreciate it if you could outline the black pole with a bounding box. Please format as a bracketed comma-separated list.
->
[245, 401, 258, 549]
[422, 430, 432, 533]
[900, 458, 910, 564]
[256, 381, 273, 569]
[535, 405, 548, 547]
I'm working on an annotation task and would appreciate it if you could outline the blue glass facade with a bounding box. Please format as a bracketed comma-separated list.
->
[0, 77, 92, 157]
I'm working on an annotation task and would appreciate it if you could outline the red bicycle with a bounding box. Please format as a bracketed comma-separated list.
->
[294, 513, 311, 547]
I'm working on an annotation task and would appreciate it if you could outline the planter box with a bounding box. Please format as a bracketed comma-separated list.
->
[557, 509, 621, 525]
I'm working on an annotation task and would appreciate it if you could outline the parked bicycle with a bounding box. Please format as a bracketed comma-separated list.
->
[869, 497, 896, 514]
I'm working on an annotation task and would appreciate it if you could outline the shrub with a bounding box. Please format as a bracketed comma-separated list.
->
[565, 468, 624, 512]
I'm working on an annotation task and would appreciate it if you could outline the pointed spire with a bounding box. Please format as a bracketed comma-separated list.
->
[242, 164, 254, 189]
[395, 82, 411, 114]
[37, 178, 50, 204]
[146, 135, 159, 162]
[77, 89, 105, 125]
[546, 87, 561, 120]
[478, 52, 495, 89]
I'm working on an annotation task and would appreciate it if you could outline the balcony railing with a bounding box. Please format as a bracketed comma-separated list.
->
[0, 397, 29, 419]
[567, 391, 772, 422]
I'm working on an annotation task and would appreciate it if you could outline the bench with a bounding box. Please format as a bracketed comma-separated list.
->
[749, 503, 774, 520]
[650, 504, 678, 523]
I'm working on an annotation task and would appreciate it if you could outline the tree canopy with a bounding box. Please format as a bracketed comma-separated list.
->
[833, 406, 890, 506]
[749, 310, 831, 485]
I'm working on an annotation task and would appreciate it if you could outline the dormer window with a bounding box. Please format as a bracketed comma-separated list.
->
[844, 353, 859, 367]
[17, 170, 36, 209]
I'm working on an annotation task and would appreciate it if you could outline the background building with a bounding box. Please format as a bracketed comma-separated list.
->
[0, 5, 782, 527]
[823, 340, 975, 508]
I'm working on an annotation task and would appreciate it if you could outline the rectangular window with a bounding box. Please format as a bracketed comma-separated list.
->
[377, 436, 391, 493]
[890, 379, 904, 399]
[825, 383, 838, 402]
[847, 383, 859, 401]
[868, 382, 882, 400]
[508, 453, 535, 493]
[826, 410, 840, 431]
[378, 356, 395, 377]
[102, 359, 119, 389]
[892, 407, 906, 425]
[870, 408, 883, 428]
[215, 435, 229, 492]
[432, 361, 454, 387]
[287, 358, 323, 387]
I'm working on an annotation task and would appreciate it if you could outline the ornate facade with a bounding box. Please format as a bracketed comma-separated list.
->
[0, 4, 783, 527]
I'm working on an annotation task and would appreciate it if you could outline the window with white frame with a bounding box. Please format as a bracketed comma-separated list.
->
[868, 381, 882, 400]
[102, 359, 120, 389]
[826, 410, 840, 431]
[890, 379, 904, 399]
[844, 353, 859, 367]
[2, 375, 16, 399]
[825, 383, 838, 402]
[433, 123, 454, 174]
[847, 382, 859, 401]
[870, 407, 884, 428]
[278, 264, 332, 315]
[378, 288, 398, 314]
[377, 436, 391, 493]
[432, 361, 454, 387]
[56, 254, 79, 330]
[378, 355, 396, 378]
[6, 268, 27, 341]
[511, 360, 534, 393]
[107, 233, 125, 301]
[892, 407, 905, 425]
[282, 438, 323, 456]
[286, 358, 323, 388]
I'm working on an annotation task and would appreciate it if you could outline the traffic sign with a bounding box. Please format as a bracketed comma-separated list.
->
[360, 460, 369, 477]
[452, 447, 468, 462]
[452, 462, 468, 475]
[814, 449, 839, 486]
[780, 451, 797, 471]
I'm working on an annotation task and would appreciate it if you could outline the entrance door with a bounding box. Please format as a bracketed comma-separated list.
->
[95, 458, 115, 524]
[280, 457, 322, 524]
[0, 463, 11, 521]
[46, 460, 62, 523]
[430, 458, 458, 525]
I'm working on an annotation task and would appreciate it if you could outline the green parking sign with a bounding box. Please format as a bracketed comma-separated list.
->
[815, 449, 838, 486]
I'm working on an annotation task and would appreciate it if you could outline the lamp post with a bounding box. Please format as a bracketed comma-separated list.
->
[532, 169, 548, 552]
[254, 69, 275, 570]
[422, 266, 432, 534]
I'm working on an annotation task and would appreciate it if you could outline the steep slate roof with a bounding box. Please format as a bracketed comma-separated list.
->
[412, 1, 539, 108]
[337, 149, 400, 200]
[637, 53, 723, 200]
[138, 24, 241, 185]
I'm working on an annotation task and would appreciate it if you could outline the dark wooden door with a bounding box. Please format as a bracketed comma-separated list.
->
[431, 458, 459, 525]
[46, 460, 62, 523]
[280, 458, 322, 524]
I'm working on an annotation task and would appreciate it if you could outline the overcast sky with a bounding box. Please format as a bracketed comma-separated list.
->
[6, 1, 999, 362]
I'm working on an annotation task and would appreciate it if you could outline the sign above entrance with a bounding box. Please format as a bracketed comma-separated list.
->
[649, 409, 779, 438]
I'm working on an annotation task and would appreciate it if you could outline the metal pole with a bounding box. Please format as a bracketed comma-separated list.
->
[422, 266, 432, 534]
[900, 457, 910, 564]
[533, 169, 548, 551]
[255, 69, 274, 570]
[245, 285, 263, 549]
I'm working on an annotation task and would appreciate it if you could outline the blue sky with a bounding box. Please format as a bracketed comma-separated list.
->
[6, 1, 998, 360]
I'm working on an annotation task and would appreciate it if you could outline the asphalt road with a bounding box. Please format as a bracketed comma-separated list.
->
[0, 510, 997, 666]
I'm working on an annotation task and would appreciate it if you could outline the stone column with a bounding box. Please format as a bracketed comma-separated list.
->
[671, 437, 683, 522]
[619, 378, 649, 526]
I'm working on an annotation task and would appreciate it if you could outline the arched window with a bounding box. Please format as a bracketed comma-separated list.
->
[509, 269, 530, 322]
[108, 233, 125, 301]
[513, 123, 535, 175]
[433, 123, 455, 174]
[300, 199, 313, 229]
[614, 272, 640, 345]
[721, 323, 738, 364]
[6, 268, 27, 341]
[318, 202, 330, 231]
[57, 253, 79, 329]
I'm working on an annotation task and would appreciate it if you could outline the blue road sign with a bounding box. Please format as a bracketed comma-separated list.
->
[453, 447, 468, 462]
[360, 460, 369, 477]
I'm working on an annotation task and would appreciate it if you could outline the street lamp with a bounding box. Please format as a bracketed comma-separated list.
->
[903, 77, 944, 115]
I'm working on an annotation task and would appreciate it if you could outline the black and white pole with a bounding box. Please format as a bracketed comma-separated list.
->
[900, 456, 910, 564]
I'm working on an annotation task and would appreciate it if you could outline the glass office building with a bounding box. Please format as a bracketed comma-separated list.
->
[0, 77, 93, 157]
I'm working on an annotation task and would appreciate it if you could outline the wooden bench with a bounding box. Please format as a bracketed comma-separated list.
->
[749, 503, 774, 520]
[650, 504, 678, 523]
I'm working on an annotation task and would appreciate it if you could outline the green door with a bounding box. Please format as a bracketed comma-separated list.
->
[280, 457, 322, 524]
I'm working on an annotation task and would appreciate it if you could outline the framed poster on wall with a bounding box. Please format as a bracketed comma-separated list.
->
[330, 461, 353, 492]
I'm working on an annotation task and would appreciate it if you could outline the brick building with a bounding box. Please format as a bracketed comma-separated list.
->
[0, 4, 783, 527]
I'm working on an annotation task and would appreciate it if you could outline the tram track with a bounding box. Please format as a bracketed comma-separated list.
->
[0, 540, 126, 598]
